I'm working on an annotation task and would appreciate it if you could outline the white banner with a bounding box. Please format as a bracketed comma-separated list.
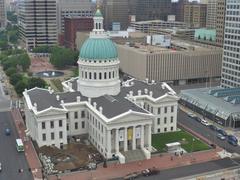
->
[119, 129, 124, 142]
[135, 127, 141, 139]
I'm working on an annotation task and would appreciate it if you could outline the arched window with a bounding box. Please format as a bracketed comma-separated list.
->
[113, 71, 115, 78]
[96, 23, 98, 29]
[99, 73, 102, 80]
[85, 72, 88, 79]
[94, 72, 97, 79]
[104, 72, 107, 79]
[89, 72, 92, 79]
[109, 72, 111, 79]
[81, 71, 84, 78]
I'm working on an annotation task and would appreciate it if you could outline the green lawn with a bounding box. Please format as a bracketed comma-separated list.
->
[152, 130, 210, 153]
[50, 79, 63, 92]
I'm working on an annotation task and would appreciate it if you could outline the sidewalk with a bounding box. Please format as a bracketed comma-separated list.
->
[11, 108, 43, 180]
[48, 147, 222, 180]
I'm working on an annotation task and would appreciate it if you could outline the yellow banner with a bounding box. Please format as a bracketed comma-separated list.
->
[128, 128, 133, 140]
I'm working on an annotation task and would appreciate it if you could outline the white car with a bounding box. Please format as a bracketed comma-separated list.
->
[201, 119, 210, 126]
[187, 112, 196, 118]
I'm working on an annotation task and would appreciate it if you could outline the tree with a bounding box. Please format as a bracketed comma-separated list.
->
[15, 80, 27, 96]
[6, 67, 17, 76]
[27, 77, 46, 89]
[50, 46, 78, 68]
[10, 73, 23, 86]
[0, 40, 8, 50]
[32, 45, 50, 53]
[18, 53, 31, 71]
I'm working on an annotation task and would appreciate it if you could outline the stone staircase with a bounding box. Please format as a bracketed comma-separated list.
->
[121, 149, 146, 163]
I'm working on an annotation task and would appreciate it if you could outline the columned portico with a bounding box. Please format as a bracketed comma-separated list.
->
[107, 129, 112, 158]
[140, 125, 144, 148]
[124, 128, 128, 151]
[132, 126, 136, 150]
[115, 128, 119, 153]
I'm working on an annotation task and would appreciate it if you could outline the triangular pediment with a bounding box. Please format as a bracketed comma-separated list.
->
[155, 94, 179, 103]
[108, 111, 153, 125]
[37, 107, 67, 116]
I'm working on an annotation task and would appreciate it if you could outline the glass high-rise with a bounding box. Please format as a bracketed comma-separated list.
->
[221, 0, 240, 88]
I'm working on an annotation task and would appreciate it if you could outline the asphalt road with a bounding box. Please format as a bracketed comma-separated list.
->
[178, 110, 240, 154]
[0, 112, 33, 180]
[137, 158, 240, 180]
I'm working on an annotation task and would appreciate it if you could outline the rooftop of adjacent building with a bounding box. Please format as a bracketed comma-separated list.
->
[116, 37, 221, 54]
[131, 20, 187, 25]
[180, 87, 240, 120]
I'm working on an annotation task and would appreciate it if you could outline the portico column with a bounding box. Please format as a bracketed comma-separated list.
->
[141, 125, 144, 148]
[148, 124, 152, 151]
[107, 129, 112, 156]
[124, 127, 128, 151]
[132, 126, 136, 150]
[115, 129, 119, 153]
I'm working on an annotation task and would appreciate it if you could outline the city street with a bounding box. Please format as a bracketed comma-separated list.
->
[0, 111, 33, 180]
[137, 158, 240, 180]
[178, 109, 240, 154]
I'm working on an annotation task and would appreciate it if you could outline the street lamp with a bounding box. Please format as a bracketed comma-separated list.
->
[191, 138, 195, 160]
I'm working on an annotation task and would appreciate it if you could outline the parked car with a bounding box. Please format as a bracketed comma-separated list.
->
[217, 133, 226, 140]
[209, 125, 217, 131]
[5, 128, 11, 136]
[227, 135, 238, 146]
[123, 172, 141, 180]
[193, 116, 202, 122]
[0, 162, 2, 172]
[201, 119, 210, 126]
[87, 162, 97, 170]
[187, 112, 196, 118]
[141, 167, 160, 176]
[217, 129, 228, 136]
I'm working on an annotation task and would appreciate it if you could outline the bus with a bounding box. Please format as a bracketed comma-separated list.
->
[16, 139, 24, 152]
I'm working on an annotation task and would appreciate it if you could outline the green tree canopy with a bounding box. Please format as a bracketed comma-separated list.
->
[10, 73, 23, 85]
[5, 67, 17, 76]
[27, 77, 46, 89]
[32, 45, 50, 53]
[18, 53, 31, 71]
[15, 80, 27, 96]
[50, 46, 78, 68]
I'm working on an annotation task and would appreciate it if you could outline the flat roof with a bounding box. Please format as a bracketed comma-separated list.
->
[180, 87, 240, 120]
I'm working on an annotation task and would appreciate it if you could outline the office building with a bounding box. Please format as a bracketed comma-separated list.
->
[171, 0, 188, 22]
[184, 3, 207, 28]
[216, 0, 226, 47]
[131, 20, 187, 34]
[102, 0, 129, 30]
[206, 0, 217, 29]
[57, 0, 93, 34]
[64, 17, 93, 50]
[23, 9, 179, 163]
[221, 1, 240, 88]
[0, 0, 6, 29]
[136, 0, 172, 21]
[118, 40, 222, 85]
[18, 0, 57, 50]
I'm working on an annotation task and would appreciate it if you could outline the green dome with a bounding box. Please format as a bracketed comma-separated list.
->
[79, 38, 118, 60]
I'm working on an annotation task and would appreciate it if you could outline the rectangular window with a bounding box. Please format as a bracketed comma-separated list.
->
[59, 120, 62, 127]
[171, 127, 174, 131]
[151, 107, 153, 113]
[75, 122, 78, 129]
[42, 122, 45, 129]
[164, 107, 168, 113]
[51, 132, 54, 140]
[164, 127, 167, 132]
[158, 107, 161, 114]
[81, 111, 85, 118]
[171, 116, 174, 123]
[164, 117, 167, 124]
[171, 106, 174, 113]
[157, 118, 160, 125]
[158, 128, 160, 133]
[67, 123, 69, 131]
[59, 131, 63, 139]
[50, 121, 54, 128]
[66, 113, 69, 119]
[42, 133, 46, 141]
[74, 112, 78, 119]
[82, 121, 85, 129]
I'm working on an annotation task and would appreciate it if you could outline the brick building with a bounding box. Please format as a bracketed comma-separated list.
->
[64, 17, 93, 50]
